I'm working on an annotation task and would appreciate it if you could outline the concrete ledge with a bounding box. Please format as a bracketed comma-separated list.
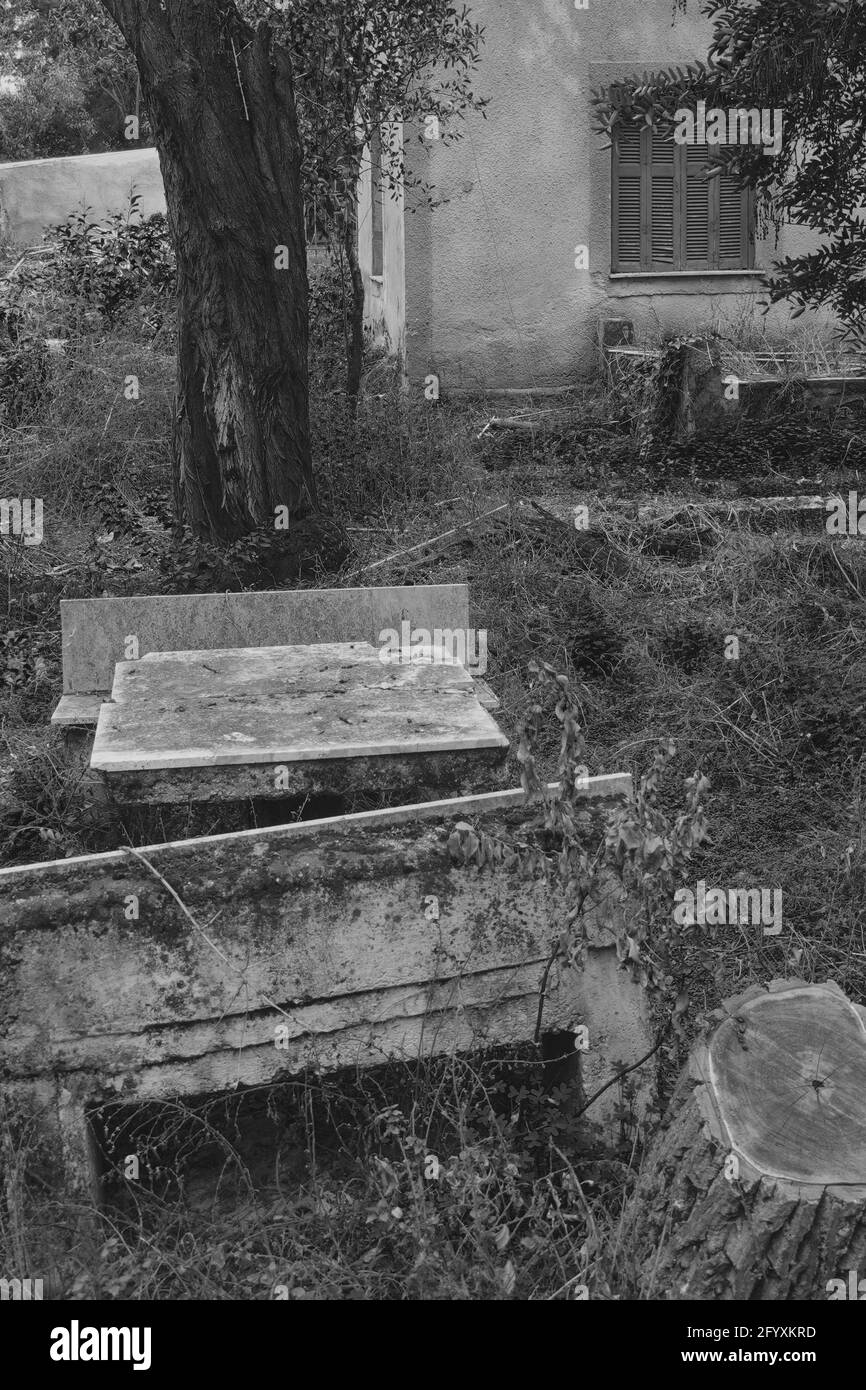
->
[50, 693, 104, 728]
[0, 775, 632, 880]
[740, 375, 866, 414]
[0, 776, 646, 1195]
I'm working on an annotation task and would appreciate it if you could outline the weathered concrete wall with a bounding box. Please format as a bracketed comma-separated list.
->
[0, 778, 649, 1193]
[399, 0, 828, 389]
[0, 148, 166, 244]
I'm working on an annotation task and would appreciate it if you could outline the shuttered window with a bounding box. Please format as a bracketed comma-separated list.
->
[612, 126, 754, 272]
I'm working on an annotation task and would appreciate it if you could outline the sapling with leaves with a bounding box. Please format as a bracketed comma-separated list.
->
[447, 660, 711, 1047]
[255, 0, 488, 397]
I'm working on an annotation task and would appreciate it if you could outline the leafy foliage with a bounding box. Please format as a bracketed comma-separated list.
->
[0, 60, 97, 159]
[603, 405, 866, 492]
[245, 0, 488, 392]
[155, 518, 352, 593]
[259, 0, 487, 216]
[46, 200, 175, 331]
[448, 660, 710, 1024]
[0, 0, 145, 154]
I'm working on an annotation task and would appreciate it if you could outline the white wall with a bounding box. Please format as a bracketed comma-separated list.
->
[0, 148, 166, 244]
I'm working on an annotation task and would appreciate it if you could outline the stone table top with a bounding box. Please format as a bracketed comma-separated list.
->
[90, 642, 508, 802]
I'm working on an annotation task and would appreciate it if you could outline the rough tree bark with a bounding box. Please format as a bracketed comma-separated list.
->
[99, 0, 317, 541]
[615, 979, 866, 1300]
[342, 203, 365, 400]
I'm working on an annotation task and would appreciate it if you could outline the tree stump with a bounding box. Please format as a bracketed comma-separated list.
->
[617, 980, 866, 1300]
[675, 337, 734, 438]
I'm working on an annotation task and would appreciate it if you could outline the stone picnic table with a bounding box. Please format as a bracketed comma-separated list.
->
[90, 641, 509, 804]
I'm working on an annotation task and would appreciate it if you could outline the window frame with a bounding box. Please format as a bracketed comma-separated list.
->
[611, 125, 756, 275]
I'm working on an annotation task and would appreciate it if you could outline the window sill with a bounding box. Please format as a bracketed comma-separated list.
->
[369, 274, 384, 284]
[609, 270, 764, 279]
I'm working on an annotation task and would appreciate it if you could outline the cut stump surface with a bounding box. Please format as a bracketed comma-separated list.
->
[616, 980, 866, 1300]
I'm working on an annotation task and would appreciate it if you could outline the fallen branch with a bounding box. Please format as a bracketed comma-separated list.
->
[355, 502, 510, 577]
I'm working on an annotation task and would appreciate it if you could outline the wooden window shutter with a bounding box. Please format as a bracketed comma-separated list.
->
[649, 127, 677, 270]
[612, 125, 643, 271]
[683, 142, 712, 269]
[612, 123, 754, 271]
[715, 172, 754, 269]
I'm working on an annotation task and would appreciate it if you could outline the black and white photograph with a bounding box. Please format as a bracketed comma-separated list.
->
[0, 0, 864, 1351]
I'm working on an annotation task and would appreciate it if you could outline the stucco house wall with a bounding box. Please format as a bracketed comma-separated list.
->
[0, 148, 165, 245]
[376, 0, 828, 390]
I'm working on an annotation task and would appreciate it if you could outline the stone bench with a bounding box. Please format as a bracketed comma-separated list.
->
[51, 583, 499, 732]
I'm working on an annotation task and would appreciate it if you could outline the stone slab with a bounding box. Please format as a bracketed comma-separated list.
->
[91, 643, 507, 775]
[110, 642, 475, 703]
[60, 584, 471, 695]
[0, 788, 637, 1045]
[50, 693, 104, 728]
[52, 646, 499, 730]
[472, 677, 500, 711]
[93, 685, 497, 769]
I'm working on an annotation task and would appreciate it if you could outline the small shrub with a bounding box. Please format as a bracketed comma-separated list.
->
[47, 201, 176, 331]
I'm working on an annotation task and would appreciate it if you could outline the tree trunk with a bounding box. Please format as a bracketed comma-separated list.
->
[342, 201, 365, 399]
[615, 979, 866, 1300]
[99, 0, 317, 541]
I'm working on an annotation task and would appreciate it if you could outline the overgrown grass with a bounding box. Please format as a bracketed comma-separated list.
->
[4, 1051, 642, 1301]
[1, 240, 865, 1299]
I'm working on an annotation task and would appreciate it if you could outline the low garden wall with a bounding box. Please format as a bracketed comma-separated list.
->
[0, 148, 165, 245]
